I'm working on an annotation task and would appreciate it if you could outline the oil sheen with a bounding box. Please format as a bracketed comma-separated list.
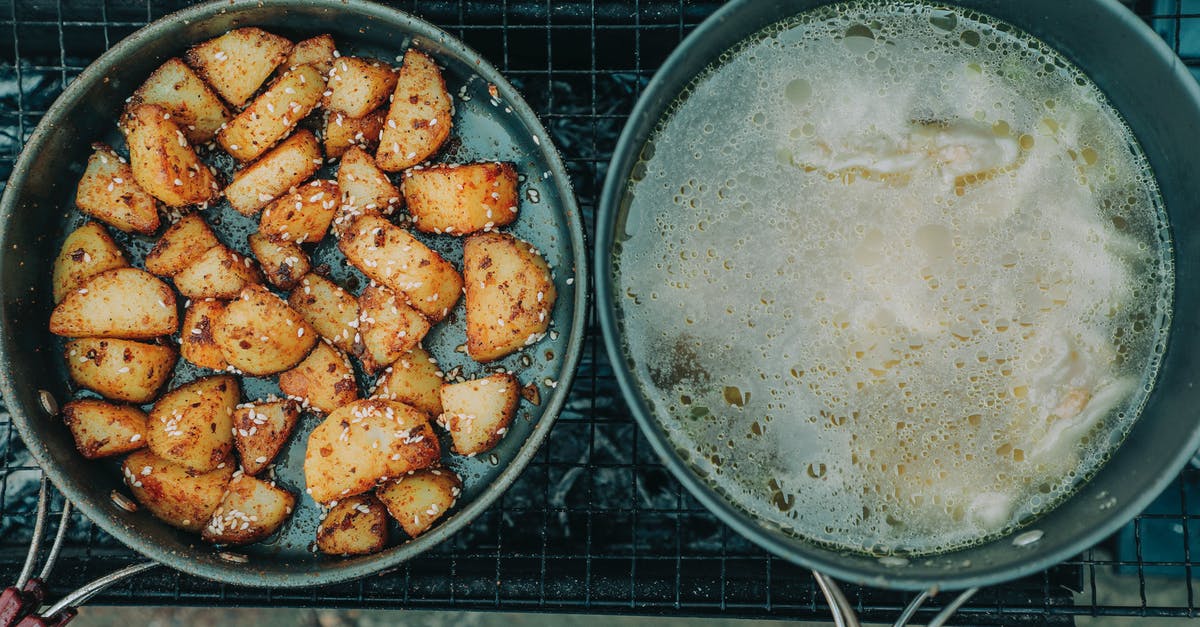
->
[614, 1, 1173, 554]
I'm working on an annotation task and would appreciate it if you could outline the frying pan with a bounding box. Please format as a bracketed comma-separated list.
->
[597, 0, 1200, 592]
[0, 0, 586, 588]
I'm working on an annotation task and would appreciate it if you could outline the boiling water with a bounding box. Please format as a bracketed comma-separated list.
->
[614, 1, 1173, 554]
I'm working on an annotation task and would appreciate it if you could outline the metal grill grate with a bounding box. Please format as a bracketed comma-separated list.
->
[0, 0, 1196, 623]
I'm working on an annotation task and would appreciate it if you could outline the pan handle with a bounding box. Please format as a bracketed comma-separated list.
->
[814, 570, 979, 627]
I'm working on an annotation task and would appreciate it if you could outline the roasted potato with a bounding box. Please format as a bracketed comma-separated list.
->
[337, 146, 400, 216]
[215, 285, 317, 376]
[357, 284, 431, 373]
[144, 213, 221, 277]
[180, 299, 228, 371]
[65, 338, 176, 404]
[224, 129, 322, 216]
[123, 449, 234, 532]
[218, 65, 325, 162]
[202, 473, 295, 545]
[259, 179, 340, 244]
[147, 375, 240, 473]
[405, 162, 518, 235]
[438, 373, 518, 456]
[121, 104, 217, 208]
[130, 58, 230, 143]
[304, 399, 440, 503]
[50, 268, 178, 339]
[338, 213, 462, 322]
[52, 221, 129, 304]
[328, 56, 397, 118]
[185, 27, 292, 107]
[172, 245, 263, 300]
[247, 232, 310, 290]
[287, 273, 359, 354]
[232, 398, 300, 476]
[279, 340, 358, 414]
[62, 399, 148, 459]
[370, 347, 443, 417]
[463, 232, 557, 362]
[283, 34, 336, 75]
[316, 493, 388, 556]
[376, 468, 461, 537]
[324, 108, 384, 159]
[75, 144, 159, 234]
[376, 50, 452, 171]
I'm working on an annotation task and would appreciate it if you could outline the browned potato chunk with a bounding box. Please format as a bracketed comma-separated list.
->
[248, 233, 310, 290]
[218, 65, 325, 162]
[464, 232, 557, 362]
[181, 299, 228, 371]
[232, 398, 300, 476]
[279, 339, 359, 414]
[172, 245, 263, 300]
[130, 58, 230, 143]
[50, 268, 178, 339]
[185, 27, 292, 107]
[439, 373, 518, 456]
[260, 179, 340, 244]
[65, 338, 176, 404]
[122, 104, 217, 208]
[62, 399, 148, 459]
[357, 284, 431, 374]
[376, 50, 452, 171]
[215, 285, 317, 376]
[324, 108, 384, 158]
[284, 34, 336, 75]
[147, 375, 240, 473]
[52, 222, 129, 304]
[304, 399, 440, 503]
[202, 473, 295, 545]
[123, 449, 234, 532]
[328, 56, 397, 118]
[371, 347, 443, 417]
[287, 273, 359, 354]
[338, 146, 400, 216]
[406, 163, 518, 235]
[376, 468, 461, 537]
[316, 493, 388, 556]
[338, 213, 462, 322]
[145, 213, 221, 277]
[224, 129, 322, 216]
[75, 144, 159, 234]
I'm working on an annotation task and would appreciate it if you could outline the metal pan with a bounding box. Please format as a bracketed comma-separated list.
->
[0, 0, 586, 588]
[597, 0, 1200, 591]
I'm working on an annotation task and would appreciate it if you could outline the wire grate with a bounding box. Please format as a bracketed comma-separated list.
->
[0, 0, 1196, 623]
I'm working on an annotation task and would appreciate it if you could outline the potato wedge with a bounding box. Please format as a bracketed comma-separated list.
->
[337, 146, 400, 216]
[260, 178, 340, 244]
[50, 268, 178, 339]
[202, 473, 295, 545]
[287, 273, 359, 354]
[224, 129, 322, 216]
[62, 399, 148, 459]
[75, 144, 159, 234]
[185, 27, 292, 107]
[284, 34, 336, 76]
[181, 299, 228, 371]
[232, 398, 300, 476]
[218, 65, 325, 162]
[173, 245, 263, 300]
[147, 375, 240, 473]
[324, 108, 384, 159]
[123, 449, 234, 532]
[304, 399, 440, 503]
[328, 56, 397, 118]
[357, 284, 431, 373]
[52, 222, 129, 304]
[376, 50, 452, 171]
[248, 232, 310, 290]
[215, 285, 317, 376]
[376, 468, 461, 537]
[279, 340, 359, 414]
[405, 162, 518, 235]
[316, 493, 388, 556]
[438, 373, 518, 456]
[463, 232, 557, 362]
[122, 104, 217, 208]
[338, 213, 462, 322]
[130, 58, 230, 143]
[144, 213, 221, 277]
[371, 347, 443, 417]
[65, 338, 176, 403]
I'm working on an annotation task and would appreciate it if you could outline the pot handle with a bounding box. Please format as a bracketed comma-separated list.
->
[814, 571, 979, 627]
